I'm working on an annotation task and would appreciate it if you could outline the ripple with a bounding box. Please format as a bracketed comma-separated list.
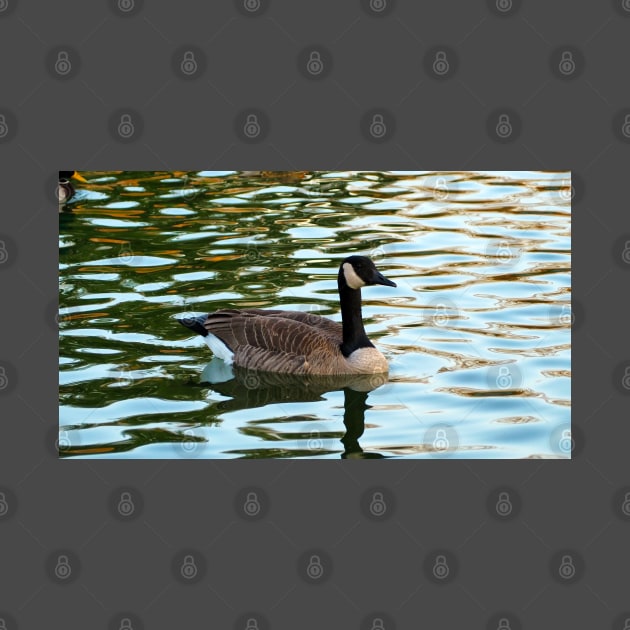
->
[104, 201, 140, 209]
[159, 189, 203, 199]
[81, 256, 177, 267]
[89, 219, 149, 227]
[160, 207, 196, 215]
[60, 397, 208, 424]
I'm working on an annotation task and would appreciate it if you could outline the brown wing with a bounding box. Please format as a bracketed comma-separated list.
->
[202, 309, 343, 374]
[222, 309, 343, 342]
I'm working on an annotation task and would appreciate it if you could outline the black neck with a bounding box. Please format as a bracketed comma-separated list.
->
[338, 276, 373, 357]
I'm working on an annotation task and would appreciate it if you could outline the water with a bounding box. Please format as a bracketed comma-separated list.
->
[59, 170, 571, 459]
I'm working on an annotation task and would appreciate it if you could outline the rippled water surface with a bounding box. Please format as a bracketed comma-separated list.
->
[59, 170, 571, 459]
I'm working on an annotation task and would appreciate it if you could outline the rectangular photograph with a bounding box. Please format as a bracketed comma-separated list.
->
[58, 170, 571, 459]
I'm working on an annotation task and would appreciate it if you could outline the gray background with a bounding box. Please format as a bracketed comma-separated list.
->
[1, 0, 629, 628]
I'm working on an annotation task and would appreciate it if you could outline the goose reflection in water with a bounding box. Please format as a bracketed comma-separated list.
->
[199, 359, 390, 459]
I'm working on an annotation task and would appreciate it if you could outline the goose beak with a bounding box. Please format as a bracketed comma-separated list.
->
[374, 271, 396, 288]
[72, 172, 88, 183]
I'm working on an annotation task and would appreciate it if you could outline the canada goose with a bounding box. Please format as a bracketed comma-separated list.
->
[58, 170, 87, 207]
[178, 256, 397, 375]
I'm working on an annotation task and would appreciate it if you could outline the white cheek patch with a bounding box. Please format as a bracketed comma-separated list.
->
[343, 263, 366, 289]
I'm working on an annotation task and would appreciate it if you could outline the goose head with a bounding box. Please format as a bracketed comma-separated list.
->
[339, 255, 397, 291]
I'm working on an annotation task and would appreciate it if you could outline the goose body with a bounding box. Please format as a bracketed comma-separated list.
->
[179, 256, 397, 375]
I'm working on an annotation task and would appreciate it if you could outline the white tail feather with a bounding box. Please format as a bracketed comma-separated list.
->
[204, 333, 234, 364]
